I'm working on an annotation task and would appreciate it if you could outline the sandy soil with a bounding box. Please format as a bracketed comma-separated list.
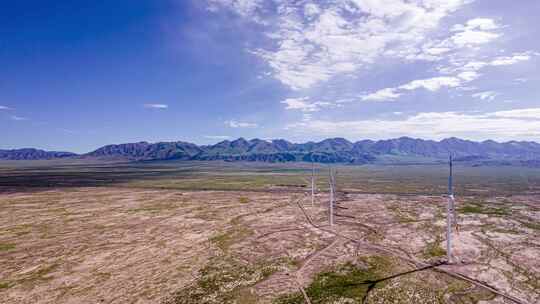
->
[1, 187, 539, 303]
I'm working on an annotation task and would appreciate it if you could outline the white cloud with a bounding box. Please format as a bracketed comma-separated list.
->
[467, 18, 498, 30]
[204, 135, 232, 140]
[361, 76, 464, 102]
[281, 97, 316, 112]
[303, 3, 320, 18]
[143, 104, 169, 109]
[281, 97, 334, 112]
[58, 128, 78, 134]
[10, 115, 27, 121]
[450, 30, 499, 47]
[457, 71, 480, 81]
[361, 88, 401, 101]
[285, 108, 540, 141]
[457, 86, 477, 91]
[492, 108, 540, 119]
[442, 52, 535, 75]
[225, 120, 258, 128]
[424, 47, 452, 56]
[209, 1, 535, 116]
[212, 0, 474, 90]
[452, 18, 499, 31]
[399, 76, 462, 91]
[461, 61, 488, 71]
[301, 113, 313, 122]
[472, 91, 498, 101]
[386, 50, 536, 100]
[362, 48, 536, 101]
[208, 0, 264, 22]
[0, 105, 11, 110]
[490, 54, 531, 66]
[445, 18, 501, 47]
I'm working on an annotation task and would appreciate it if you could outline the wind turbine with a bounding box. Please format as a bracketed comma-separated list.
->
[446, 154, 456, 263]
[328, 166, 335, 227]
[311, 157, 315, 207]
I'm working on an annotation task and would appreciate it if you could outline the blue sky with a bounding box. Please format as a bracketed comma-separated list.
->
[1, 0, 539, 153]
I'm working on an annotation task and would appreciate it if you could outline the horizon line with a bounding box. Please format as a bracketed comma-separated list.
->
[2, 135, 540, 155]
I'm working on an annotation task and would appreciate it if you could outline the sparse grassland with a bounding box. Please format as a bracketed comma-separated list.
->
[275, 255, 397, 304]
[0, 161, 539, 303]
[0, 243, 16, 251]
[0, 282, 10, 290]
[459, 201, 511, 216]
[210, 225, 253, 252]
[165, 256, 277, 304]
[2, 160, 540, 196]
[423, 236, 447, 259]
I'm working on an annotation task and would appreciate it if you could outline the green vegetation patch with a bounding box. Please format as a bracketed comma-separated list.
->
[6, 224, 33, 237]
[275, 256, 395, 304]
[209, 226, 253, 252]
[279, 256, 302, 269]
[368, 280, 446, 304]
[519, 220, 540, 231]
[423, 236, 446, 259]
[387, 205, 417, 223]
[238, 197, 250, 204]
[450, 288, 496, 304]
[209, 214, 254, 252]
[165, 257, 277, 304]
[459, 201, 510, 217]
[0, 282, 11, 290]
[0, 243, 16, 251]
[128, 202, 179, 214]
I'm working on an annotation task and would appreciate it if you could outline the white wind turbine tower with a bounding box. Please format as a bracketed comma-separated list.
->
[446, 154, 456, 263]
[311, 158, 315, 207]
[328, 166, 335, 227]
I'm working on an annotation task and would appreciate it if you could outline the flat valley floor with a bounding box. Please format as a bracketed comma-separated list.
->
[0, 161, 539, 303]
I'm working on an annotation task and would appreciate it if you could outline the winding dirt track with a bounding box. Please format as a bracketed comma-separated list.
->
[294, 237, 342, 286]
[293, 196, 529, 304]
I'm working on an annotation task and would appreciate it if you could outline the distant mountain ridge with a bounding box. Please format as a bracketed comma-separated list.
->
[0, 148, 77, 160]
[3, 137, 540, 164]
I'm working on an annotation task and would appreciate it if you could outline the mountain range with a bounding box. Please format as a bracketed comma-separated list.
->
[0, 148, 77, 160]
[2, 137, 540, 164]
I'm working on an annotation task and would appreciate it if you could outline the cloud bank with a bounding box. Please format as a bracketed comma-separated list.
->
[285, 108, 540, 141]
[225, 120, 258, 128]
[143, 104, 169, 109]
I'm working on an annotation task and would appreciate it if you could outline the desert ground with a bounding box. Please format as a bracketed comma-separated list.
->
[0, 161, 539, 303]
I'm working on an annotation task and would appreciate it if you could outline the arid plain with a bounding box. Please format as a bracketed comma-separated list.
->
[1, 161, 539, 303]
